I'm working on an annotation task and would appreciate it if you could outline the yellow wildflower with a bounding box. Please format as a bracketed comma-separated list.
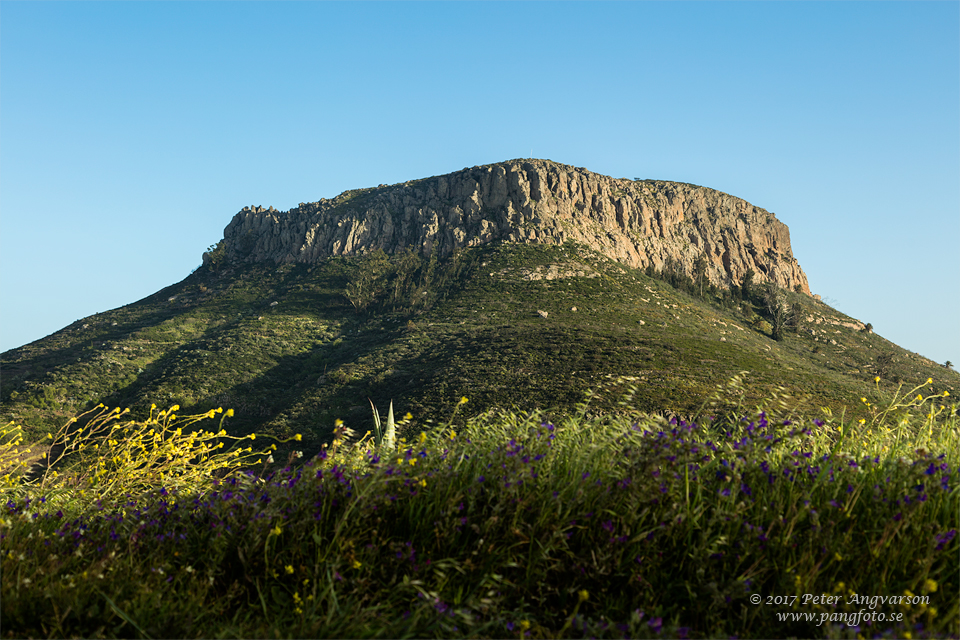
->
[578, 589, 589, 602]
[922, 579, 938, 594]
[285, 565, 294, 574]
[352, 560, 362, 569]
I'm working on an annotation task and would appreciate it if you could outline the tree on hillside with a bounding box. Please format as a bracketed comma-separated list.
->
[693, 254, 710, 298]
[875, 353, 895, 379]
[739, 268, 756, 302]
[786, 302, 805, 334]
[344, 249, 393, 312]
[763, 282, 788, 341]
[388, 248, 425, 307]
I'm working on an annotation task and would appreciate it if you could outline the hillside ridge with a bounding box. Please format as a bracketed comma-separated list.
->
[215, 159, 811, 294]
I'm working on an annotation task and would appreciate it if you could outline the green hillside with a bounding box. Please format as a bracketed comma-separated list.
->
[2, 241, 956, 461]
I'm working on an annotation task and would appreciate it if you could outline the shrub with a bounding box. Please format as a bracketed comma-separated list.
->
[1, 404, 298, 513]
[1, 379, 956, 639]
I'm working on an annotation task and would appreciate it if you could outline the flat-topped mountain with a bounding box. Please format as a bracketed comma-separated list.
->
[3, 160, 955, 459]
[218, 159, 810, 294]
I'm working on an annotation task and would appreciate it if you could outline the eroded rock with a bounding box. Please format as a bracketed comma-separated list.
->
[219, 159, 811, 293]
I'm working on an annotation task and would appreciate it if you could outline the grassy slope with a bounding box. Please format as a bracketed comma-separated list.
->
[2, 242, 957, 459]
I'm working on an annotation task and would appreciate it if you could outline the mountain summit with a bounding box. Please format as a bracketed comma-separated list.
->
[216, 159, 810, 294]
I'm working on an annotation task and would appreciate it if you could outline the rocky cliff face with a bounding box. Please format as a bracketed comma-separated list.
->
[216, 159, 810, 293]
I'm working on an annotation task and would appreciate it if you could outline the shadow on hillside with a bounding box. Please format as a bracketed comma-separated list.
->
[91, 310, 407, 458]
[1, 284, 187, 375]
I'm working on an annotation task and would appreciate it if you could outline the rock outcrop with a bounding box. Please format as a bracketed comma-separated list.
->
[217, 159, 811, 293]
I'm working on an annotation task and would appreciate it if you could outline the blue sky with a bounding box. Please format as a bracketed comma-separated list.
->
[2, 2, 958, 368]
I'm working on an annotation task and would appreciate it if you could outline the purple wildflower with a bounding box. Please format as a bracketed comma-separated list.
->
[934, 529, 956, 551]
[648, 617, 663, 634]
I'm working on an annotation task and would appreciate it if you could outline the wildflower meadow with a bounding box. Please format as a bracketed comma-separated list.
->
[1, 375, 957, 638]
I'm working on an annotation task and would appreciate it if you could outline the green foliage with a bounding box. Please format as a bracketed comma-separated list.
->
[764, 282, 788, 341]
[1, 380, 956, 638]
[369, 399, 396, 451]
[344, 249, 393, 312]
[755, 318, 774, 335]
[2, 241, 957, 457]
[740, 267, 756, 302]
[876, 353, 896, 379]
[1, 405, 298, 510]
[204, 241, 226, 269]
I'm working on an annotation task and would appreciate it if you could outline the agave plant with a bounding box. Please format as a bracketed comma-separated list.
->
[369, 399, 396, 452]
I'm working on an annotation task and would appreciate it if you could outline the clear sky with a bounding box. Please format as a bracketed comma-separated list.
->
[2, 2, 958, 367]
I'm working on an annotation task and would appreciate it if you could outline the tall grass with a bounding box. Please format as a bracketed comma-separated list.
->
[1, 377, 956, 639]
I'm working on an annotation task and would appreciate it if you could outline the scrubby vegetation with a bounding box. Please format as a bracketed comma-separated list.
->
[2, 376, 957, 638]
[3, 242, 956, 459]
[2, 240, 957, 637]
